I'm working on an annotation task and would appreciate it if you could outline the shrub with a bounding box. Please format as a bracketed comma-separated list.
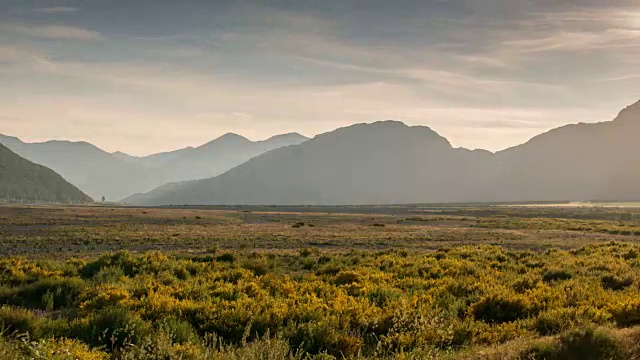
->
[601, 275, 633, 291]
[609, 299, 640, 326]
[158, 317, 200, 345]
[242, 259, 270, 276]
[216, 253, 236, 263]
[117, 331, 204, 360]
[299, 248, 314, 257]
[206, 334, 306, 360]
[471, 293, 531, 324]
[4, 278, 85, 310]
[557, 327, 628, 359]
[288, 321, 361, 358]
[81, 251, 139, 278]
[522, 327, 628, 360]
[542, 269, 573, 283]
[0, 307, 41, 338]
[512, 276, 541, 293]
[333, 271, 361, 286]
[83, 307, 151, 350]
[20, 338, 108, 360]
[93, 266, 126, 284]
[623, 249, 639, 260]
[546, 327, 627, 360]
[533, 308, 579, 336]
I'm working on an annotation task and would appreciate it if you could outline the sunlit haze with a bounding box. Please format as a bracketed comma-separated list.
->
[1, 0, 639, 155]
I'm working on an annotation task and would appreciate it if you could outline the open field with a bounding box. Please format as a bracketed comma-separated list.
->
[2, 205, 640, 359]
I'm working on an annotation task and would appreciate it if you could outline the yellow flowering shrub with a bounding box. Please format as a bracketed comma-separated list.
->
[0, 243, 639, 358]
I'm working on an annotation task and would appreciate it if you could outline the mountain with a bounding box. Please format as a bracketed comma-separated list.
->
[0, 132, 309, 201]
[0, 136, 145, 201]
[111, 148, 194, 168]
[0, 143, 92, 203]
[494, 99, 640, 201]
[111, 151, 140, 164]
[127, 100, 640, 206]
[125, 121, 498, 205]
[145, 132, 309, 184]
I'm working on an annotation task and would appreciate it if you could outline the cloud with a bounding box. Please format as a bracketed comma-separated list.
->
[1, 1, 638, 155]
[501, 29, 640, 54]
[34, 6, 78, 14]
[596, 74, 640, 82]
[2, 23, 102, 41]
[0, 43, 46, 65]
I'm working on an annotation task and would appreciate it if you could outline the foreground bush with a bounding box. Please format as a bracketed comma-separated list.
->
[0, 244, 639, 358]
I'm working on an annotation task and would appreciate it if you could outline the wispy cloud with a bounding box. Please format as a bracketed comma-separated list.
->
[0, 1, 637, 155]
[501, 29, 640, 54]
[1, 23, 101, 41]
[34, 6, 78, 14]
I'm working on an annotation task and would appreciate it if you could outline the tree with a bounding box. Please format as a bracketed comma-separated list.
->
[101, 196, 106, 202]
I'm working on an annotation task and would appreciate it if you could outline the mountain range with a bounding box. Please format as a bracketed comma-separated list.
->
[126, 99, 640, 205]
[2, 100, 638, 205]
[0, 143, 92, 203]
[0, 132, 309, 201]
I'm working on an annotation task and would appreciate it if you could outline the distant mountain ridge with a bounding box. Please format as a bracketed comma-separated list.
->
[126, 99, 640, 205]
[0, 132, 309, 201]
[126, 120, 499, 205]
[0, 143, 92, 203]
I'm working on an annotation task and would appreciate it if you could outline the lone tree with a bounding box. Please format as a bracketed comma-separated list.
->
[101, 196, 106, 202]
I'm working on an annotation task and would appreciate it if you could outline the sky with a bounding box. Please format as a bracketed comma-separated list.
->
[0, 0, 639, 156]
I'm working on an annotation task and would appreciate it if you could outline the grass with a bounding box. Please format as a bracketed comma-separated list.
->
[1, 204, 640, 358]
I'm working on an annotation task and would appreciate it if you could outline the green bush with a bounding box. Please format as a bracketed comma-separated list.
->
[471, 294, 531, 324]
[158, 317, 200, 345]
[83, 307, 151, 350]
[93, 266, 126, 284]
[216, 253, 236, 263]
[242, 259, 270, 276]
[333, 271, 361, 286]
[81, 251, 139, 278]
[543, 269, 573, 283]
[0, 278, 85, 310]
[0, 307, 41, 338]
[524, 327, 629, 360]
[601, 275, 633, 291]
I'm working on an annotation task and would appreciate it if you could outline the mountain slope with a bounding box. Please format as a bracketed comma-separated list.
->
[128, 100, 640, 206]
[0, 132, 309, 201]
[0, 136, 147, 201]
[127, 121, 498, 205]
[148, 132, 309, 184]
[495, 99, 640, 201]
[0, 143, 92, 203]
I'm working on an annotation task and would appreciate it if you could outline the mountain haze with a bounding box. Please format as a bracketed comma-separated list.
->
[126, 121, 498, 205]
[0, 143, 92, 203]
[127, 100, 640, 206]
[0, 135, 143, 201]
[148, 132, 309, 184]
[495, 99, 640, 201]
[0, 132, 309, 201]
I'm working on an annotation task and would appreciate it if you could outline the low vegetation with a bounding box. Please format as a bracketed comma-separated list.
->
[1, 205, 640, 359]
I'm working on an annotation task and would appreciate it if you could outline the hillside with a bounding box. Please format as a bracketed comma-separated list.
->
[0, 143, 92, 203]
[0, 136, 147, 201]
[495, 99, 640, 201]
[128, 100, 640, 206]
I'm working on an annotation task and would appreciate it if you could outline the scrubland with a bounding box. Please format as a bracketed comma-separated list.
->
[1, 205, 640, 359]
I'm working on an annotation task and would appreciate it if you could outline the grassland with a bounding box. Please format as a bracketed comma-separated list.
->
[2, 204, 640, 359]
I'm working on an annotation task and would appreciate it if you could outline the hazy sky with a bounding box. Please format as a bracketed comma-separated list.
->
[1, 0, 639, 155]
